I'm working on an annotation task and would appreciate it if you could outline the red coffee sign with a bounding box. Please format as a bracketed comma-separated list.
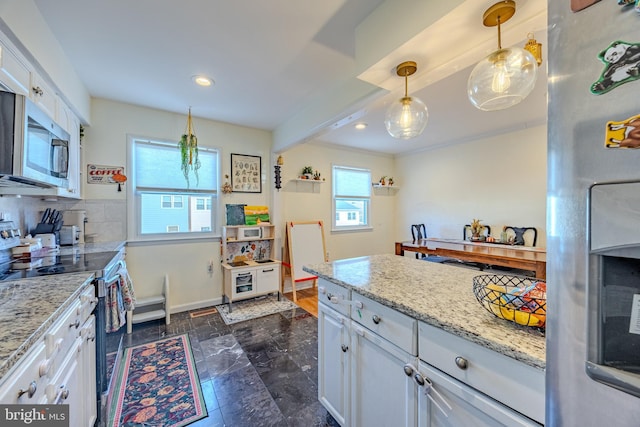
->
[87, 164, 125, 184]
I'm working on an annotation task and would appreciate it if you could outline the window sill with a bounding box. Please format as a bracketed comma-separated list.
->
[330, 226, 373, 234]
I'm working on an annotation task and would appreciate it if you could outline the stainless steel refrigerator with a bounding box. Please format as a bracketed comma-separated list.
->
[548, 0, 640, 425]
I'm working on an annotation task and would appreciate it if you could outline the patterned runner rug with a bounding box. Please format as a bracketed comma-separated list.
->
[216, 294, 298, 325]
[109, 334, 207, 427]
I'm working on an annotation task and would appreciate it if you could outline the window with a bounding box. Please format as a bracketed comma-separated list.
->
[130, 137, 219, 238]
[195, 198, 212, 211]
[333, 165, 371, 230]
[161, 195, 183, 209]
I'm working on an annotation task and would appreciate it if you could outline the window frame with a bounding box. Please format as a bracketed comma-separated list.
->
[127, 135, 221, 241]
[332, 164, 372, 232]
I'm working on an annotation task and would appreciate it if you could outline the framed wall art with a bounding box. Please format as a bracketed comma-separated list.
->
[231, 153, 262, 193]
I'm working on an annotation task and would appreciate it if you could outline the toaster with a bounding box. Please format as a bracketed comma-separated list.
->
[59, 225, 80, 246]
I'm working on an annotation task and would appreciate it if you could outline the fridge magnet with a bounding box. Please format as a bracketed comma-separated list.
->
[231, 153, 261, 193]
[605, 113, 640, 148]
[591, 40, 640, 95]
[571, 0, 600, 12]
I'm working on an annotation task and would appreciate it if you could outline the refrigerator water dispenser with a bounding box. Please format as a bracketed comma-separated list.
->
[587, 181, 640, 397]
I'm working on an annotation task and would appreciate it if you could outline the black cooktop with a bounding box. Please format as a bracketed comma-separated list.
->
[0, 251, 120, 281]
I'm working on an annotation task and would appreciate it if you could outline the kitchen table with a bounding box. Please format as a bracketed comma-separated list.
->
[395, 237, 546, 279]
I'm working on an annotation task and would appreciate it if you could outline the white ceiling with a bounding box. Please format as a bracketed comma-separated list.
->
[32, 0, 547, 155]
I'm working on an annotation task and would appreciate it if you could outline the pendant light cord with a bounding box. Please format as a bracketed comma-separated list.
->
[496, 16, 502, 49]
[404, 70, 409, 98]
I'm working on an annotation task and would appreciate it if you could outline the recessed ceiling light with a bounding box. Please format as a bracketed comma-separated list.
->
[354, 123, 368, 130]
[192, 75, 214, 87]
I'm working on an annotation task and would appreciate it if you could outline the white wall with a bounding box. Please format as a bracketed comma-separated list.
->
[84, 98, 273, 311]
[277, 142, 396, 261]
[395, 124, 548, 246]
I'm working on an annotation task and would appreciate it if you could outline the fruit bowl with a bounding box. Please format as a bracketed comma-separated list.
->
[472, 274, 546, 329]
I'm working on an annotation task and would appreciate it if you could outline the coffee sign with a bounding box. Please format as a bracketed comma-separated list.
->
[87, 164, 125, 184]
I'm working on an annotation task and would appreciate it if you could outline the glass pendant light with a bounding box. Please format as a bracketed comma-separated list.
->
[385, 61, 428, 139]
[467, 1, 538, 111]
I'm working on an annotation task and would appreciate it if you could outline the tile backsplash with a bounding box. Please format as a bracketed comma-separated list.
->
[0, 197, 126, 243]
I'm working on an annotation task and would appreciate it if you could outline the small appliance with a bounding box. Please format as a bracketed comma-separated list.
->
[59, 225, 79, 246]
[36, 233, 57, 249]
[237, 226, 262, 240]
[0, 91, 70, 188]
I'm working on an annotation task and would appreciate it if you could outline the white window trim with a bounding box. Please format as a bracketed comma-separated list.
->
[126, 134, 223, 242]
[332, 164, 372, 232]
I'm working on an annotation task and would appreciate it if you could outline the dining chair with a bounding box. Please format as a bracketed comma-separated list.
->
[411, 224, 427, 259]
[503, 226, 537, 246]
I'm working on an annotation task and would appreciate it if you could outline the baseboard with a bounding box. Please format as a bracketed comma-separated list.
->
[170, 297, 223, 314]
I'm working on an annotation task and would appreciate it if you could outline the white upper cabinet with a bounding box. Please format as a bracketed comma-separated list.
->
[30, 73, 57, 121]
[0, 40, 30, 96]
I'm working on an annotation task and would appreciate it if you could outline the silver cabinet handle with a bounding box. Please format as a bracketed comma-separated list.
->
[414, 372, 426, 386]
[17, 381, 37, 398]
[341, 344, 348, 353]
[69, 319, 80, 329]
[372, 314, 381, 324]
[455, 356, 468, 370]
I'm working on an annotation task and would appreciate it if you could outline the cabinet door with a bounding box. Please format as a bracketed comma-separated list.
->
[350, 324, 417, 427]
[231, 269, 257, 299]
[81, 316, 97, 427]
[257, 264, 279, 293]
[30, 74, 57, 121]
[46, 338, 83, 427]
[318, 303, 350, 426]
[0, 41, 31, 96]
[416, 361, 541, 427]
[59, 113, 81, 198]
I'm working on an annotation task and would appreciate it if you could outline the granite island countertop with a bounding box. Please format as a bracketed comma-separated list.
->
[304, 254, 545, 370]
[0, 272, 96, 378]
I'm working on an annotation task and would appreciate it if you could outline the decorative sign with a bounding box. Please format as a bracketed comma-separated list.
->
[87, 164, 125, 184]
[231, 153, 261, 193]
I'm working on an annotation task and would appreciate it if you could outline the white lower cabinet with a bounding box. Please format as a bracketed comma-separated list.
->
[318, 302, 350, 426]
[415, 360, 540, 427]
[350, 323, 417, 427]
[317, 280, 545, 427]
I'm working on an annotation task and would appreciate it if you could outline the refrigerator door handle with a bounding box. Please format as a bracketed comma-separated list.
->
[586, 361, 640, 398]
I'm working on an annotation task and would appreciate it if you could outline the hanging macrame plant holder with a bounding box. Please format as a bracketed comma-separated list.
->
[179, 108, 200, 187]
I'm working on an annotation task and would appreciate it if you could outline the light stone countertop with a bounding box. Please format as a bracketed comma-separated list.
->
[57, 241, 126, 256]
[0, 272, 95, 378]
[0, 241, 126, 380]
[304, 254, 546, 370]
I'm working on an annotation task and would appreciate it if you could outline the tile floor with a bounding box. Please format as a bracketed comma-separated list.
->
[106, 304, 338, 427]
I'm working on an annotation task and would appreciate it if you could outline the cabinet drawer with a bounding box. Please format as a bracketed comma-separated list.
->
[45, 300, 82, 375]
[257, 264, 279, 293]
[418, 321, 544, 424]
[0, 343, 47, 404]
[318, 278, 351, 317]
[351, 292, 417, 355]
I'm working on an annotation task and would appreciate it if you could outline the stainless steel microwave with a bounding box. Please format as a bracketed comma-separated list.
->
[0, 91, 70, 188]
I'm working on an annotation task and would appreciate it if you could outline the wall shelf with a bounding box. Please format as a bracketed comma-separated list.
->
[291, 178, 325, 184]
[372, 184, 399, 195]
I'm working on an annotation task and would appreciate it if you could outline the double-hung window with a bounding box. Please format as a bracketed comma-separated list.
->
[332, 165, 371, 230]
[130, 137, 218, 239]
